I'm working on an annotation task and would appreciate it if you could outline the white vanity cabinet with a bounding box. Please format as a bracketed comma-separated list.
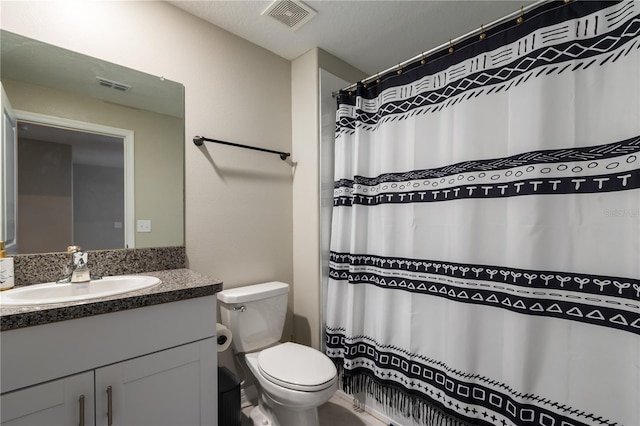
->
[94, 339, 216, 426]
[1, 371, 94, 425]
[0, 295, 218, 426]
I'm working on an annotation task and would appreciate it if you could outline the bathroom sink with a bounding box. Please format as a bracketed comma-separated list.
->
[0, 275, 160, 306]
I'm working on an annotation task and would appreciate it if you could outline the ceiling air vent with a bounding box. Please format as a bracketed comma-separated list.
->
[262, 0, 317, 31]
[96, 76, 131, 92]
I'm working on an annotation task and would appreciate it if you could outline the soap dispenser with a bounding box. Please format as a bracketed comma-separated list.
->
[0, 241, 15, 291]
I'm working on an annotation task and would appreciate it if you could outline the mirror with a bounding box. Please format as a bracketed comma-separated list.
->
[0, 30, 184, 255]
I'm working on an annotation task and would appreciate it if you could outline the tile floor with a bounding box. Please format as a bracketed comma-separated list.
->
[240, 392, 387, 425]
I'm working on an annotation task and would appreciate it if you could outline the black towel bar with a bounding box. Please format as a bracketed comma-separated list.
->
[193, 136, 291, 161]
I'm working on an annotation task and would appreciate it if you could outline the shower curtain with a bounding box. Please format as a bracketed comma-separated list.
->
[325, 1, 640, 425]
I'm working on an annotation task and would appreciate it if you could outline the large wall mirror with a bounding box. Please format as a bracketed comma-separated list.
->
[0, 30, 184, 255]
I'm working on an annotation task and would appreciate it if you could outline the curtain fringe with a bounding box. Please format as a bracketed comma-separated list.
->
[335, 362, 472, 426]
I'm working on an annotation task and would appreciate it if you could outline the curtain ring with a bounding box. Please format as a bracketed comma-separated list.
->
[396, 63, 403, 75]
[448, 39, 454, 54]
[479, 25, 486, 40]
[420, 52, 426, 65]
[517, 6, 524, 24]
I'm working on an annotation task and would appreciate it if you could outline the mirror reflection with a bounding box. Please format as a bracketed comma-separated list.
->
[0, 30, 185, 255]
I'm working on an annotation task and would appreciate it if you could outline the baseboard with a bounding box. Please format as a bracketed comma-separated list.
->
[333, 389, 396, 425]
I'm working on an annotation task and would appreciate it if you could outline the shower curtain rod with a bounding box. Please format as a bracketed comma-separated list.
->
[193, 136, 291, 160]
[338, 0, 552, 93]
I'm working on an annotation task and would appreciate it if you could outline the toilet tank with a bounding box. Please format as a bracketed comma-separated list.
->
[218, 282, 289, 353]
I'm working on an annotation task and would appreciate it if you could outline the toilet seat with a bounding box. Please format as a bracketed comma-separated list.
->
[258, 342, 337, 392]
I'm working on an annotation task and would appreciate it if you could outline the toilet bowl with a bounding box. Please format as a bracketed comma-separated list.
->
[218, 282, 338, 426]
[245, 342, 337, 425]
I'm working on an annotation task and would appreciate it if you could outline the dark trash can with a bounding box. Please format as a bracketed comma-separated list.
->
[218, 366, 241, 426]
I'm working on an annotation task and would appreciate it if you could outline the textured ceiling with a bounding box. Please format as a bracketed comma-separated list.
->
[168, 0, 536, 76]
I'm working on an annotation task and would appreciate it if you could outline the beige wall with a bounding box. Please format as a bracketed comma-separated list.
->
[2, 1, 367, 355]
[291, 48, 364, 349]
[3, 79, 183, 249]
[1, 1, 293, 297]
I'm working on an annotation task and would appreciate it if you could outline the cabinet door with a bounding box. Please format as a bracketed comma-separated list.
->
[95, 338, 217, 426]
[1, 371, 94, 426]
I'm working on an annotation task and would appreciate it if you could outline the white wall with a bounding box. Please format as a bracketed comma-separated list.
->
[291, 48, 364, 348]
[1, 1, 293, 295]
[291, 49, 320, 347]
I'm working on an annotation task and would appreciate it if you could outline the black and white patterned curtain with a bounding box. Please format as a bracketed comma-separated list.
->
[326, 1, 640, 425]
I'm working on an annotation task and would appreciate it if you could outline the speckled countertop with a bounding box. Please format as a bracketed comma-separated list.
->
[0, 269, 222, 331]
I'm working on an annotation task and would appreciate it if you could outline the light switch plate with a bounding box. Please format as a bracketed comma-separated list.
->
[136, 219, 151, 233]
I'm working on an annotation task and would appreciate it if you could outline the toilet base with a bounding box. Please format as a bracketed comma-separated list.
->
[249, 405, 271, 426]
[249, 402, 320, 426]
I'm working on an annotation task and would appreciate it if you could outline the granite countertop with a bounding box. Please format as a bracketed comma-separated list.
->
[0, 269, 222, 331]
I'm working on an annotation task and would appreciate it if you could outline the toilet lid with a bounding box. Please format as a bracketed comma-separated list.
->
[258, 342, 337, 391]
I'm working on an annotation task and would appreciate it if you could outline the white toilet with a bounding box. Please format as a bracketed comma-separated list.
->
[218, 282, 337, 426]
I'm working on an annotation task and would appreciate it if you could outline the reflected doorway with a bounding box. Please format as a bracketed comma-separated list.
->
[17, 120, 127, 253]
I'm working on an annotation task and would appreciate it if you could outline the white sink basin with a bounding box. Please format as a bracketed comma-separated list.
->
[0, 275, 160, 306]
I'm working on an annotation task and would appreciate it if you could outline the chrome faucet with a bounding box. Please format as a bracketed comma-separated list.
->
[58, 246, 91, 283]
